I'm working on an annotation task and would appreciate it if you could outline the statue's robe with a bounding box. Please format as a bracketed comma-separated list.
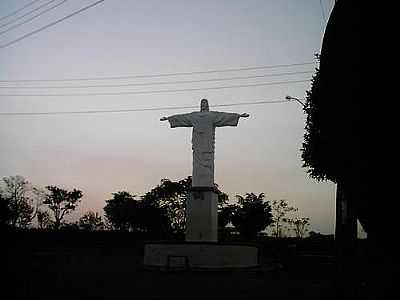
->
[168, 111, 240, 187]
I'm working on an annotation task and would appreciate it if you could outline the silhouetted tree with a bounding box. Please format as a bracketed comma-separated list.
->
[79, 211, 104, 231]
[59, 222, 80, 231]
[43, 186, 83, 230]
[37, 210, 53, 229]
[289, 217, 310, 238]
[301, 52, 360, 185]
[301, 66, 325, 181]
[218, 204, 236, 229]
[217, 204, 237, 238]
[103, 191, 138, 231]
[142, 176, 229, 237]
[230, 193, 273, 240]
[301, 2, 363, 296]
[308, 231, 322, 239]
[16, 199, 34, 228]
[216, 188, 229, 209]
[142, 178, 189, 236]
[0, 194, 11, 227]
[270, 199, 298, 238]
[136, 203, 170, 236]
[104, 191, 169, 236]
[0, 176, 42, 228]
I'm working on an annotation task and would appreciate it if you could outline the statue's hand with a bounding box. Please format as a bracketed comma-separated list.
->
[160, 117, 168, 121]
[240, 113, 249, 118]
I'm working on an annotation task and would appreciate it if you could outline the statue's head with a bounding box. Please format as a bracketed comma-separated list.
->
[200, 99, 209, 112]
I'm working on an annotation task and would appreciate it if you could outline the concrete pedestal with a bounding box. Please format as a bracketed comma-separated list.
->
[186, 188, 218, 242]
[143, 187, 258, 270]
[144, 242, 258, 270]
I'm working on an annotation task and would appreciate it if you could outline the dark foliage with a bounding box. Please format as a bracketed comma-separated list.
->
[230, 193, 273, 239]
[78, 211, 104, 231]
[301, 1, 360, 184]
[0, 194, 11, 225]
[218, 204, 236, 229]
[104, 191, 138, 231]
[104, 191, 169, 237]
[142, 176, 228, 238]
[0, 176, 38, 228]
[43, 186, 83, 230]
[142, 177, 189, 237]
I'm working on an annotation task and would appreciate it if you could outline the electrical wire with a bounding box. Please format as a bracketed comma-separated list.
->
[0, 0, 104, 49]
[0, 99, 293, 116]
[0, 0, 69, 36]
[0, 62, 315, 82]
[0, 71, 313, 89]
[0, 0, 42, 22]
[0, 0, 62, 30]
[0, 79, 310, 96]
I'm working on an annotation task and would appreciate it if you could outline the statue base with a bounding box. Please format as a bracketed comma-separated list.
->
[185, 186, 218, 242]
[143, 187, 259, 270]
[143, 241, 258, 270]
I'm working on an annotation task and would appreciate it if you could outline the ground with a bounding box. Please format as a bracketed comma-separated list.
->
[3, 231, 366, 300]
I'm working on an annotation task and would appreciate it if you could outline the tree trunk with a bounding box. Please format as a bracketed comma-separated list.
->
[335, 181, 357, 298]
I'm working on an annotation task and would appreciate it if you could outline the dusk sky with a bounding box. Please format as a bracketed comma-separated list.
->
[0, 0, 346, 235]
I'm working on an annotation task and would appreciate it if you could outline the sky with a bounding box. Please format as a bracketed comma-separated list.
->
[0, 0, 352, 236]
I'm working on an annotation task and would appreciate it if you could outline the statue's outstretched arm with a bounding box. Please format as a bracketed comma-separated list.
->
[160, 113, 193, 127]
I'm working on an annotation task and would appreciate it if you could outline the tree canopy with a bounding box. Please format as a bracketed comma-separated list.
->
[141, 177, 190, 237]
[103, 191, 139, 231]
[0, 174, 311, 239]
[79, 211, 104, 231]
[301, 0, 360, 185]
[43, 186, 83, 230]
[230, 193, 273, 239]
[0, 175, 42, 228]
[301, 1, 365, 236]
[103, 191, 169, 236]
[141, 176, 229, 237]
[270, 199, 298, 238]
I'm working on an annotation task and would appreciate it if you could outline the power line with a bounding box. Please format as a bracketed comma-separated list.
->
[0, 0, 62, 30]
[0, 79, 310, 97]
[0, 62, 315, 82]
[0, 0, 42, 22]
[0, 0, 69, 36]
[0, 0, 104, 49]
[0, 71, 313, 89]
[0, 99, 292, 116]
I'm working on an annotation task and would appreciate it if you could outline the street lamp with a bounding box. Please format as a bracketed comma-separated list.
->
[285, 95, 305, 107]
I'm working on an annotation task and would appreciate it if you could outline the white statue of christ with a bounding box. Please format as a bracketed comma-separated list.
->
[160, 99, 249, 187]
